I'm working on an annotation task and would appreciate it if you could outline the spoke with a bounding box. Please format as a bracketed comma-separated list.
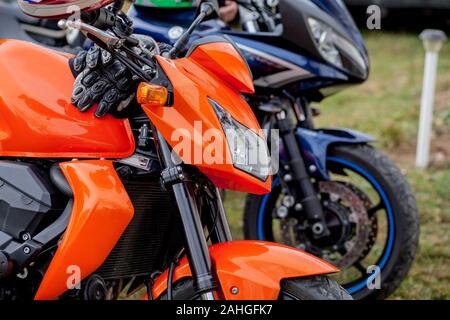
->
[368, 202, 384, 217]
[353, 261, 367, 275]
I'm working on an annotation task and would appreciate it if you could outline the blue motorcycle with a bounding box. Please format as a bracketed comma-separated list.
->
[129, 0, 419, 299]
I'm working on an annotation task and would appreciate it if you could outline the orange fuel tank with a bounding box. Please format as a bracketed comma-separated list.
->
[0, 40, 135, 158]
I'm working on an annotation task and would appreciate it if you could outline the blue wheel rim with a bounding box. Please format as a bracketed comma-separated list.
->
[257, 156, 395, 294]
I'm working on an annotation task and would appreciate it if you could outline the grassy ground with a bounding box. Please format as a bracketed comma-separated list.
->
[224, 31, 450, 299]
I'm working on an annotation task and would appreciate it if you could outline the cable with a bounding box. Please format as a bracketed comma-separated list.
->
[166, 248, 185, 300]
[167, 261, 176, 300]
[145, 279, 154, 300]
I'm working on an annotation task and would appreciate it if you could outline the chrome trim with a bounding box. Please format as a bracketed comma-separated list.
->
[117, 153, 152, 171]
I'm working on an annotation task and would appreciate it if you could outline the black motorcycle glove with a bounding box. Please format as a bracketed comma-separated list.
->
[71, 46, 135, 117]
[70, 37, 170, 118]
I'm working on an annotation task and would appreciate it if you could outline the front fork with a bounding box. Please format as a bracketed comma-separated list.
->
[275, 110, 330, 238]
[153, 127, 231, 300]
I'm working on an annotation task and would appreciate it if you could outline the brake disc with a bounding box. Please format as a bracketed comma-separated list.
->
[337, 182, 378, 261]
[279, 181, 374, 269]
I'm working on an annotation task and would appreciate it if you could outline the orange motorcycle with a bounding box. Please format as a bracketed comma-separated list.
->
[0, 0, 350, 300]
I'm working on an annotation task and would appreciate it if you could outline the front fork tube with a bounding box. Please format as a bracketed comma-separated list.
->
[154, 128, 217, 300]
[276, 112, 330, 238]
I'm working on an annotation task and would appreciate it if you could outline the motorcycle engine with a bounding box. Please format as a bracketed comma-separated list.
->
[0, 161, 62, 251]
[0, 160, 63, 299]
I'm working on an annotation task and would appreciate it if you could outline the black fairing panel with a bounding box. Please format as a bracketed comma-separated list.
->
[279, 0, 368, 80]
[0, 161, 59, 240]
[279, 0, 323, 63]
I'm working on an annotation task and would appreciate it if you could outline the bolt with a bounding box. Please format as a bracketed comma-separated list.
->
[294, 203, 303, 211]
[276, 206, 289, 219]
[309, 165, 317, 173]
[21, 233, 31, 241]
[23, 247, 31, 254]
[345, 241, 352, 250]
[330, 193, 340, 202]
[282, 195, 295, 208]
[312, 222, 324, 235]
[230, 287, 239, 295]
[283, 174, 292, 182]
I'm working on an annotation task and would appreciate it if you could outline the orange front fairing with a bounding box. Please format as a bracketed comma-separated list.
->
[141, 40, 270, 194]
[35, 160, 134, 300]
[152, 241, 338, 300]
[0, 40, 135, 158]
[187, 39, 254, 94]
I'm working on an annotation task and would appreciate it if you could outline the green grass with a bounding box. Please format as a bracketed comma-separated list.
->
[224, 31, 450, 300]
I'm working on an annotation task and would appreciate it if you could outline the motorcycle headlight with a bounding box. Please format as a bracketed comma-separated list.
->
[307, 17, 368, 79]
[210, 98, 270, 181]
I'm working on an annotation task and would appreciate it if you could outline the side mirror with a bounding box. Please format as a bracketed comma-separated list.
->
[169, 0, 220, 58]
[196, 0, 220, 20]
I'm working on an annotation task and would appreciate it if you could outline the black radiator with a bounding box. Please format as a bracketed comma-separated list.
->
[96, 176, 178, 279]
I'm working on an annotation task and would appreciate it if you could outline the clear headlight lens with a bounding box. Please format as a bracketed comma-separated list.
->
[308, 17, 343, 68]
[307, 17, 368, 78]
[210, 98, 270, 181]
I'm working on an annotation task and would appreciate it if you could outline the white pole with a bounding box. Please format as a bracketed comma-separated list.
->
[416, 51, 438, 168]
[415, 29, 447, 169]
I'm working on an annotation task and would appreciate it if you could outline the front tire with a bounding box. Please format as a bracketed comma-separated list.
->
[160, 276, 352, 300]
[244, 144, 419, 299]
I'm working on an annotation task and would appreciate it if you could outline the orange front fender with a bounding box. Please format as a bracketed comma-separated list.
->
[152, 241, 338, 300]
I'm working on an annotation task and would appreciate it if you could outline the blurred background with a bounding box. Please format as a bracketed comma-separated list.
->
[223, 0, 449, 300]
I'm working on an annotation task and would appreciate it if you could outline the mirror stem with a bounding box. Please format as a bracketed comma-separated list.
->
[167, 2, 215, 58]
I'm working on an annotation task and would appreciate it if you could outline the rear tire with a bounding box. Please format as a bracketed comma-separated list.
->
[159, 276, 352, 300]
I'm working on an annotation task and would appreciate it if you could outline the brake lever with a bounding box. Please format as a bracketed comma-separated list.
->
[58, 19, 125, 49]
[58, 18, 154, 82]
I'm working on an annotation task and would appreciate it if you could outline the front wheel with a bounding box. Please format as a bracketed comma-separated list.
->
[244, 144, 419, 299]
[160, 276, 352, 300]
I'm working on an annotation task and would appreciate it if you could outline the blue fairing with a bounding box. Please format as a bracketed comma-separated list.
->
[128, 5, 354, 94]
[227, 35, 349, 82]
[295, 128, 375, 180]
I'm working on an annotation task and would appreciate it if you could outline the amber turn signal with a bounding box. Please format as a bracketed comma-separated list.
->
[137, 82, 168, 106]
